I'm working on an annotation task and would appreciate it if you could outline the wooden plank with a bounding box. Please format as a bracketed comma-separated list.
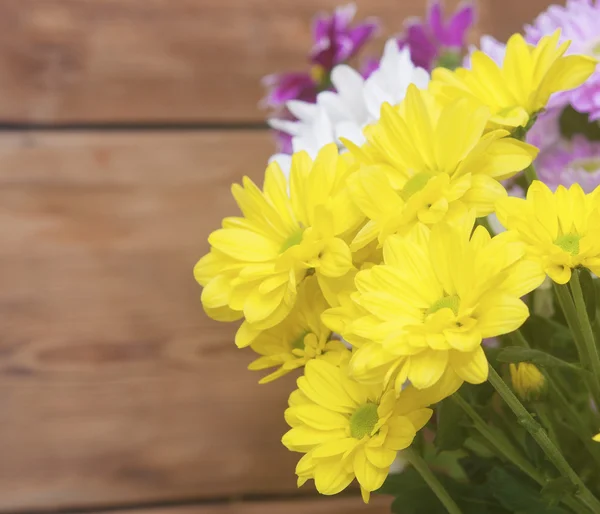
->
[0, 130, 333, 512]
[0, 0, 472, 124]
[489, 0, 552, 40]
[92, 496, 392, 514]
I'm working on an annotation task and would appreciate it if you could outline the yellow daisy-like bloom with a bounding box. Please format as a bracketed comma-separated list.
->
[431, 31, 597, 130]
[282, 358, 461, 503]
[337, 216, 544, 391]
[345, 84, 537, 250]
[248, 277, 348, 383]
[194, 144, 363, 348]
[509, 363, 546, 401]
[496, 181, 600, 284]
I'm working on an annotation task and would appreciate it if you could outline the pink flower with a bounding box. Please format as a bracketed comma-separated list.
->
[525, 0, 600, 120]
[397, 0, 475, 71]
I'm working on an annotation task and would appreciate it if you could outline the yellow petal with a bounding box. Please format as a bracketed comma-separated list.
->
[407, 350, 449, 389]
[313, 457, 355, 495]
[450, 347, 489, 384]
[354, 448, 388, 493]
[209, 228, 279, 261]
[385, 417, 417, 451]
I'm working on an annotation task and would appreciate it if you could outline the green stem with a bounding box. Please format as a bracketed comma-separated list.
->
[452, 394, 543, 483]
[533, 404, 560, 450]
[570, 271, 600, 397]
[453, 394, 583, 513]
[550, 380, 600, 469]
[553, 282, 600, 405]
[488, 366, 600, 513]
[523, 164, 539, 185]
[404, 447, 463, 514]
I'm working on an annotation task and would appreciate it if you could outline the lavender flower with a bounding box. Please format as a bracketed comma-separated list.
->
[525, 0, 600, 121]
[397, 0, 474, 71]
[262, 4, 378, 109]
[262, 72, 320, 108]
[311, 3, 379, 72]
[537, 135, 600, 192]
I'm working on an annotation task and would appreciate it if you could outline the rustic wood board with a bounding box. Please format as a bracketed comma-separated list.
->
[92, 496, 392, 514]
[0, 0, 478, 124]
[0, 130, 330, 512]
[488, 0, 552, 40]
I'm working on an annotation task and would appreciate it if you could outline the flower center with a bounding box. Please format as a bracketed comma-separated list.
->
[427, 295, 460, 316]
[401, 172, 434, 201]
[436, 51, 462, 71]
[349, 403, 379, 439]
[572, 157, 600, 173]
[587, 38, 600, 58]
[291, 331, 308, 351]
[554, 233, 581, 256]
[281, 228, 304, 252]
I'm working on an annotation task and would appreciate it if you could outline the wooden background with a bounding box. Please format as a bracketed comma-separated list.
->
[0, 1, 552, 513]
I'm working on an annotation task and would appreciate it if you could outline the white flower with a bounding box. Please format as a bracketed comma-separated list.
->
[269, 39, 430, 173]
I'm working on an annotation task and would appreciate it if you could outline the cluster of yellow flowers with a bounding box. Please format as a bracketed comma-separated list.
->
[195, 32, 599, 503]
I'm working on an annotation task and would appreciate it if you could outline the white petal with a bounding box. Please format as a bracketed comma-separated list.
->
[269, 154, 292, 177]
[335, 121, 366, 147]
[268, 118, 301, 136]
[287, 100, 319, 122]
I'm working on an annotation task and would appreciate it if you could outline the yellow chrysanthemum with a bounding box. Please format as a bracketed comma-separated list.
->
[344, 84, 537, 250]
[509, 363, 546, 401]
[335, 216, 544, 391]
[282, 358, 461, 503]
[496, 181, 600, 284]
[248, 277, 348, 383]
[431, 31, 597, 130]
[194, 144, 363, 348]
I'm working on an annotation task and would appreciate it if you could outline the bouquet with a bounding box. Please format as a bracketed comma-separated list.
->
[194, 1, 600, 512]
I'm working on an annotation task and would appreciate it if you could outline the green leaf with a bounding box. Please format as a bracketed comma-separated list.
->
[496, 346, 584, 373]
[434, 397, 468, 451]
[487, 467, 569, 513]
[383, 468, 509, 514]
[577, 268, 597, 323]
[520, 315, 573, 351]
[541, 477, 577, 507]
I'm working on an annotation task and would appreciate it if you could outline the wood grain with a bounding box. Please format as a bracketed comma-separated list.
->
[0, 130, 329, 512]
[488, 0, 551, 40]
[92, 496, 392, 514]
[0, 0, 473, 124]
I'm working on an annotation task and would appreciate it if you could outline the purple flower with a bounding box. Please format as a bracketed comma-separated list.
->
[397, 0, 475, 71]
[463, 34, 506, 68]
[262, 72, 319, 109]
[537, 135, 600, 192]
[525, 0, 600, 121]
[526, 108, 563, 152]
[311, 3, 379, 71]
[262, 4, 379, 109]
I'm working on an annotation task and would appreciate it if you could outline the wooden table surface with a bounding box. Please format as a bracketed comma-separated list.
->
[0, 1, 552, 513]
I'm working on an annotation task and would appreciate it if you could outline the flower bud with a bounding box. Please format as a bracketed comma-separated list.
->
[510, 363, 546, 401]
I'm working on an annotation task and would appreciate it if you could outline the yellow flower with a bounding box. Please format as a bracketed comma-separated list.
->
[593, 433, 600, 442]
[509, 363, 546, 401]
[282, 358, 461, 503]
[496, 181, 600, 284]
[194, 144, 363, 347]
[344, 85, 537, 250]
[431, 31, 597, 130]
[340, 216, 545, 391]
[248, 277, 348, 383]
